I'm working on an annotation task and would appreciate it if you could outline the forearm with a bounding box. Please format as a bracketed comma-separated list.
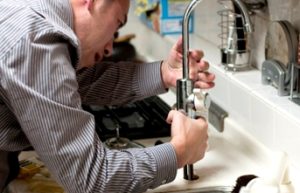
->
[76, 61, 167, 106]
[3, 59, 176, 193]
[91, 142, 177, 192]
[7, 77, 177, 193]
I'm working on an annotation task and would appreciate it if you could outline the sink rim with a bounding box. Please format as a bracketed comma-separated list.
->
[164, 186, 233, 193]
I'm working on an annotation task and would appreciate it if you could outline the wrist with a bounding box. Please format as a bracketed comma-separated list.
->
[161, 60, 170, 89]
[170, 139, 187, 168]
[161, 60, 181, 89]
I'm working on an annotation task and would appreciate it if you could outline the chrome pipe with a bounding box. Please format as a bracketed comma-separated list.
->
[182, 0, 203, 79]
[179, 0, 203, 181]
[178, 0, 252, 180]
[232, 0, 253, 33]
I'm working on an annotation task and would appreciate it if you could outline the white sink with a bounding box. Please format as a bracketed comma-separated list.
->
[162, 186, 232, 193]
[145, 117, 284, 193]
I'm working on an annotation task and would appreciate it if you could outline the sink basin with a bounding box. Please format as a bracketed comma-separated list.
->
[145, 117, 272, 193]
[167, 186, 232, 193]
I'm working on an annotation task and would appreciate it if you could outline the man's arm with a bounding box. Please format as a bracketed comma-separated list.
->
[76, 61, 167, 106]
[2, 34, 177, 193]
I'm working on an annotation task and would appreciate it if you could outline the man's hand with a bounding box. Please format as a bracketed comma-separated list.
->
[167, 110, 208, 168]
[161, 37, 215, 89]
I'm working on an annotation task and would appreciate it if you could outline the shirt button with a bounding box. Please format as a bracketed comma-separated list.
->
[161, 180, 167, 184]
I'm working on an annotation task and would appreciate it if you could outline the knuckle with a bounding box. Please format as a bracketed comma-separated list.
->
[199, 119, 208, 128]
[199, 151, 205, 160]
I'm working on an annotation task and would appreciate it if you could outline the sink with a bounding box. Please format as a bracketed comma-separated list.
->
[165, 186, 232, 193]
[145, 117, 272, 193]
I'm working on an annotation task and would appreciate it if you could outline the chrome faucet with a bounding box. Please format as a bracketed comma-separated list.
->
[181, 0, 252, 86]
[220, 0, 253, 71]
[232, 0, 253, 33]
[177, 0, 210, 181]
[178, 0, 252, 181]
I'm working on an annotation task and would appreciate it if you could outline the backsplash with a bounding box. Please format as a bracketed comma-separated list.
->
[120, 0, 300, 170]
[185, 0, 300, 70]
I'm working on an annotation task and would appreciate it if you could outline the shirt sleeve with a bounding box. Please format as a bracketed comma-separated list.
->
[0, 32, 177, 192]
[76, 61, 168, 106]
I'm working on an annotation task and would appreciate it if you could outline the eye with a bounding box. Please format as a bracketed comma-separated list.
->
[117, 15, 127, 29]
[114, 32, 119, 39]
[117, 20, 124, 29]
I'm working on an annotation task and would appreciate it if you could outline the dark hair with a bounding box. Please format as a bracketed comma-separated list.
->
[145, 3, 160, 18]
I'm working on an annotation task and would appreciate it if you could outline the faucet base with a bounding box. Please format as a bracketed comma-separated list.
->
[184, 165, 199, 181]
[223, 51, 251, 72]
[224, 63, 251, 72]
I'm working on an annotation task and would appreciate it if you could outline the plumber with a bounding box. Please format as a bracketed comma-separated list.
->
[0, 0, 215, 192]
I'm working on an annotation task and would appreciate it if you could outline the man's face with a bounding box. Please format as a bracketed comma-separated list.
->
[74, 0, 130, 68]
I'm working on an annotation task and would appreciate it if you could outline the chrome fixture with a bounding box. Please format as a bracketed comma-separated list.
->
[232, 0, 253, 33]
[262, 20, 298, 98]
[241, 0, 267, 13]
[289, 33, 300, 105]
[208, 101, 228, 133]
[218, 0, 253, 71]
[165, 185, 232, 193]
[178, 0, 251, 181]
[290, 65, 300, 105]
[290, 40, 300, 104]
[262, 60, 289, 96]
[177, 0, 211, 181]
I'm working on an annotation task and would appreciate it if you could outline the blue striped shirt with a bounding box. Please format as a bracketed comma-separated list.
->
[0, 0, 177, 192]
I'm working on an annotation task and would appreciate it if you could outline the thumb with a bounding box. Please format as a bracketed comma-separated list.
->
[166, 110, 176, 124]
[172, 36, 183, 53]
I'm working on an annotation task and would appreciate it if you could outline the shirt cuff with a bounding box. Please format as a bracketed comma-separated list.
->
[146, 142, 177, 188]
[136, 61, 168, 97]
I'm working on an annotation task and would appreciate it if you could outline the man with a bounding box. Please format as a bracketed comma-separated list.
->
[0, 0, 215, 192]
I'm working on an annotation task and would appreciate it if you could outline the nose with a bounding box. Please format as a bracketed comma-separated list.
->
[104, 39, 114, 57]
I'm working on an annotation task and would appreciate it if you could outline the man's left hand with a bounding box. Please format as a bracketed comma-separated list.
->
[161, 37, 215, 89]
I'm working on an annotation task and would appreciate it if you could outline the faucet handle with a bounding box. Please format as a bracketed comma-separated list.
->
[188, 89, 210, 120]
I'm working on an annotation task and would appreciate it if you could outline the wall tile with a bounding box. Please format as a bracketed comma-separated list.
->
[193, 1, 222, 46]
[273, 110, 300, 166]
[250, 96, 275, 147]
[231, 70, 262, 91]
[209, 65, 230, 111]
[227, 75, 252, 131]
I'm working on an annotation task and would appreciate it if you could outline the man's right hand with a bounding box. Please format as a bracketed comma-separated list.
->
[166, 110, 208, 168]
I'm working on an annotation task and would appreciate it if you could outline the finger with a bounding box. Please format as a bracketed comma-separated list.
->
[189, 57, 204, 80]
[189, 60, 210, 80]
[198, 60, 210, 72]
[188, 51, 204, 76]
[195, 117, 208, 127]
[189, 50, 204, 62]
[191, 68, 215, 82]
[166, 110, 176, 124]
[173, 36, 183, 53]
[194, 81, 215, 89]
[198, 72, 215, 82]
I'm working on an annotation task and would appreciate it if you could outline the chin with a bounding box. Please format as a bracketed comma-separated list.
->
[86, 62, 96, 68]
[78, 61, 93, 68]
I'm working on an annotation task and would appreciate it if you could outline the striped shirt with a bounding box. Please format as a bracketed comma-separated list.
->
[0, 0, 177, 192]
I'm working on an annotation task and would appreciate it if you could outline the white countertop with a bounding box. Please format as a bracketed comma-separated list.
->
[144, 106, 268, 192]
[142, 91, 299, 193]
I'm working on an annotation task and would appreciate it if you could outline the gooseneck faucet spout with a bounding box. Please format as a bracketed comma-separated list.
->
[178, 0, 251, 181]
[178, 0, 210, 181]
[232, 0, 253, 33]
[182, 0, 202, 80]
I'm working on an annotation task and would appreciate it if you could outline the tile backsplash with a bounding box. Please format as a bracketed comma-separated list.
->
[121, 0, 300, 169]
